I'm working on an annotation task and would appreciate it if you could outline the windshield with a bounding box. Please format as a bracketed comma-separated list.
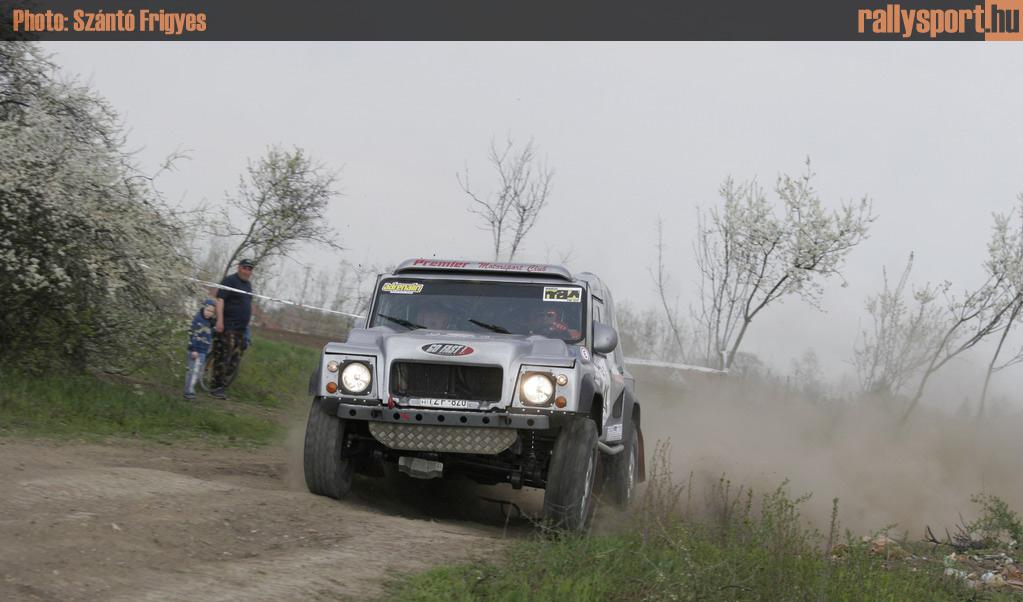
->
[369, 279, 586, 343]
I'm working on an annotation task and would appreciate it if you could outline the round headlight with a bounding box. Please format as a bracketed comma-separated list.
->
[326, 360, 339, 373]
[521, 373, 555, 405]
[341, 362, 372, 394]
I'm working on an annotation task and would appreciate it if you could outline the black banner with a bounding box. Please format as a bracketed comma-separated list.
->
[2, 0, 1017, 40]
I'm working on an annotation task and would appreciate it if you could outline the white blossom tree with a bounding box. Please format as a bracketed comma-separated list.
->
[901, 211, 1023, 422]
[692, 160, 875, 370]
[0, 42, 192, 371]
[977, 199, 1023, 416]
[458, 137, 554, 262]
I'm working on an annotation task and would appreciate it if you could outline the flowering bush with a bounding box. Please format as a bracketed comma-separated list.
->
[0, 43, 191, 371]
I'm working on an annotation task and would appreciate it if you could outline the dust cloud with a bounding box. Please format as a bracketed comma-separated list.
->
[636, 366, 1023, 537]
[285, 369, 1022, 536]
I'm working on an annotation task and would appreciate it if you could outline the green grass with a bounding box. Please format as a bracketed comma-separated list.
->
[385, 447, 1021, 602]
[133, 334, 320, 409]
[0, 371, 276, 444]
[388, 530, 990, 602]
[225, 337, 320, 408]
[0, 332, 319, 445]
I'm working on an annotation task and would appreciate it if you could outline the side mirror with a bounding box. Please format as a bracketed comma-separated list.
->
[592, 321, 619, 355]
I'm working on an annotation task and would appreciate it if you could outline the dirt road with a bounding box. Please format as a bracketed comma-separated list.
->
[0, 438, 532, 601]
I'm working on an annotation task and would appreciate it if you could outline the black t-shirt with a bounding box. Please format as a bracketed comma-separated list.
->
[217, 273, 253, 331]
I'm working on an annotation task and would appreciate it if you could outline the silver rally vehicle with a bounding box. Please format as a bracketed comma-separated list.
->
[303, 258, 644, 529]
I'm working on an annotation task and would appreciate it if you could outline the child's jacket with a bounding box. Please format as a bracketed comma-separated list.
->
[188, 310, 214, 354]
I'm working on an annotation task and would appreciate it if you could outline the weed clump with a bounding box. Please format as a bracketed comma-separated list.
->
[967, 493, 1023, 549]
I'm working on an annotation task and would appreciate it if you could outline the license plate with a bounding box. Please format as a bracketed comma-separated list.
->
[403, 398, 481, 410]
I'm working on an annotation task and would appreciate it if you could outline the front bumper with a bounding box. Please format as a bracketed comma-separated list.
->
[337, 403, 550, 430]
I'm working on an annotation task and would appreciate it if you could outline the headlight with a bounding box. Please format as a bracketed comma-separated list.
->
[340, 362, 372, 394]
[520, 373, 555, 405]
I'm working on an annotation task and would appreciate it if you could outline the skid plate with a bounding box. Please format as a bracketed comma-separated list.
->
[369, 422, 516, 454]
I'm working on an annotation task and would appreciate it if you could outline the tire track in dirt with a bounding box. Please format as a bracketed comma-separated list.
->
[112, 527, 489, 602]
[0, 440, 515, 601]
[9, 468, 237, 509]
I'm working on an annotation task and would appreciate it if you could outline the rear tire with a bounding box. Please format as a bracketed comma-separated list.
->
[605, 421, 639, 508]
[303, 398, 354, 499]
[543, 417, 599, 531]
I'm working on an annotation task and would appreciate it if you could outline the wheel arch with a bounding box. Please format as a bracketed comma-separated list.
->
[575, 372, 603, 435]
[626, 392, 646, 482]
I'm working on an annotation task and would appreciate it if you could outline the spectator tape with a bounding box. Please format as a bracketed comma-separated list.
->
[188, 277, 366, 320]
[624, 357, 727, 374]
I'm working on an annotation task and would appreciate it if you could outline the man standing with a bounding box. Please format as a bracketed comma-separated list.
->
[211, 258, 255, 399]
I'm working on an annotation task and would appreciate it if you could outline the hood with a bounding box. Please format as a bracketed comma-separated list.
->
[323, 327, 584, 408]
[328, 326, 578, 369]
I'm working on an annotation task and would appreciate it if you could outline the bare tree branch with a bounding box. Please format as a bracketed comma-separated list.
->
[220, 146, 342, 277]
[459, 136, 554, 261]
[650, 217, 688, 362]
[852, 253, 945, 398]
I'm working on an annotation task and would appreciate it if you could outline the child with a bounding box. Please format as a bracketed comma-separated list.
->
[184, 300, 216, 400]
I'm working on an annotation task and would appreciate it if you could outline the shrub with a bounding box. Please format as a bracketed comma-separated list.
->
[0, 42, 192, 372]
[968, 493, 1023, 548]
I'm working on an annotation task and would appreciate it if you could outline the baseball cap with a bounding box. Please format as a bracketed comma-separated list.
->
[238, 258, 255, 269]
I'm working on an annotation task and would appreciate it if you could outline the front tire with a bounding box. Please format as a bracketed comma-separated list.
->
[543, 417, 599, 531]
[303, 398, 354, 499]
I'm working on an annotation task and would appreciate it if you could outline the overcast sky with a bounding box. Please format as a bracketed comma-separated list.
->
[42, 42, 1023, 403]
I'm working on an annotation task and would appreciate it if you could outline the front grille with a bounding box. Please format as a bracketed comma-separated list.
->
[390, 361, 502, 402]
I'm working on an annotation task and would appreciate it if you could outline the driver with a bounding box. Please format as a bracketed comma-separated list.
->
[415, 302, 450, 330]
[527, 308, 581, 339]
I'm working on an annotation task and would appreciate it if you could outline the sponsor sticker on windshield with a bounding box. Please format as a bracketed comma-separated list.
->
[382, 281, 423, 294]
[543, 286, 582, 302]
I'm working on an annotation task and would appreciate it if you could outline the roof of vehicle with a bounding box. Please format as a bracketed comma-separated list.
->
[574, 271, 609, 299]
[393, 258, 575, 282]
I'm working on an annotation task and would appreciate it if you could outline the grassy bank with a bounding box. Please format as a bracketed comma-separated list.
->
[387, 449, 1022, 602]
[388, 531, 978, 602]
[0, 330, 319, 445]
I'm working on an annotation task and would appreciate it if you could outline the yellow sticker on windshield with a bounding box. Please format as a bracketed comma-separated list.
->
[543, 286, 581, 302]
[382, 282, 424, 294]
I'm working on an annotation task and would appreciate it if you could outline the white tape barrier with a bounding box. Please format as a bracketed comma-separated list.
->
[624, 357, 727, 374]
[188, 277, 366, 320]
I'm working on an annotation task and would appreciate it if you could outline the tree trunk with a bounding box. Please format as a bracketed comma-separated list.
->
[725, 318, 751, 370]
[901, 371, 931, 425]
[978, 299, 1022, 419]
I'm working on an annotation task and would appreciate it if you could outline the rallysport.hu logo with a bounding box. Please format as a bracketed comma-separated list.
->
[858, 1, 1021, 39]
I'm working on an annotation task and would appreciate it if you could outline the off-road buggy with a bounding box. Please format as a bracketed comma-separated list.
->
[303, 259, 645, 529]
